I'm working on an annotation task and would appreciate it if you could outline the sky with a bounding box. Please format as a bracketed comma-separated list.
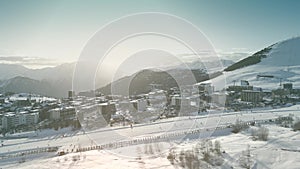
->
[0, 0, 300, 68]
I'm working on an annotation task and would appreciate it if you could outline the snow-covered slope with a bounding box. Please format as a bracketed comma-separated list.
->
[212, 37, 300, 90]
[1, 105, 300, 169]
[261, 37, 300, 66]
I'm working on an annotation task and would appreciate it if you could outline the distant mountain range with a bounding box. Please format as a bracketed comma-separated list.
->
[96, 59, 231, 96]
[3, 36, 300, 98]
[0, 63, 75, 97]
[97, 69, 222, 95]
[0, 63, 75, 81]
[0, 76, 58, 97]
[0, 58, 232, 97]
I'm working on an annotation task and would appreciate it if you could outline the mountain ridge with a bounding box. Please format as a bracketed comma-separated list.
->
[97, 68, 215, 95]
[211, 37, 300, 90]
[1, 36, 300, 96]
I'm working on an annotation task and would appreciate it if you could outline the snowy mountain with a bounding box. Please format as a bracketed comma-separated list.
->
[0, 63, 75, 81]
[1, 36, 300, 96]
[212, 37, 300, 90]
[0, 63, 75, 97]
[0, 76, 54, 96]
[97, 68, 218, 95]
[0, 59, 225, 97]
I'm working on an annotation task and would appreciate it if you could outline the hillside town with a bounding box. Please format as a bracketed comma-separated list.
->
[1, 77, 299, 137]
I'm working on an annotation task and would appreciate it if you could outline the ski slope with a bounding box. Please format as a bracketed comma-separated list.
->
[211, 37, 300, 90]
[1, 104, 300, 168]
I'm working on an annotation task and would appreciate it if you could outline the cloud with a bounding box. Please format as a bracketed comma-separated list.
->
[0, 56, 63, 69]
[176, 50, 223, 63]
[0, 56, 26, 62]
[217, 52, 251, 62]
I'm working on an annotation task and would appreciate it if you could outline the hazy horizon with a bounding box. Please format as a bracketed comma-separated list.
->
[0, 0, 300, 69]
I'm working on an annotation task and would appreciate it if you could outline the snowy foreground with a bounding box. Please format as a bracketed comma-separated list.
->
[1, 105, 300, 168]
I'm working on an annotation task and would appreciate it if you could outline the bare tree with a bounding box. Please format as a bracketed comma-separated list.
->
[214, 140, 221, 155]
[293, 119, 300, 131]
[232, 119, 248, 133]
[251, 126, 269, 141]
[239, 145, 252, 169]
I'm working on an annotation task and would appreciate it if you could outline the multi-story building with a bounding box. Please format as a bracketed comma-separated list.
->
[283, 83, 293, 90]
[2, 113, 15, 129]
[194, 82, 214, 95]
[227, 85, 253, 93]
[0, 97, 5, 104]
[0, 114, 3, 129]
[211, 92, 227, 106]
[48, 108, 60, 120]
[1, 112, 39, 129]
[131, 99, 147, 112]
[25, 112, 39, 125]
[48, 106, 76, 121]
[60, 106, 76, 120]
[241, 90, 262, 103]
[68, 91, 75, 99]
